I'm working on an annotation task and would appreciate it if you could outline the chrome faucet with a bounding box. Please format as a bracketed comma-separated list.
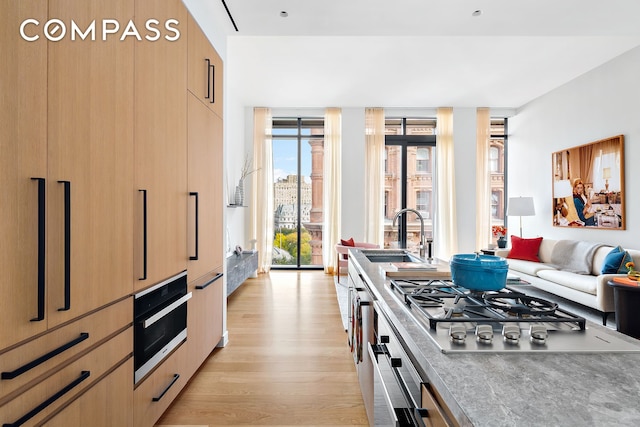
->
[392, 208, 428, 259]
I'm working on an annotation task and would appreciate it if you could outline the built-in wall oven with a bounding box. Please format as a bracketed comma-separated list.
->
[370, 301, 454, 427]
[134, 270, 191, 384]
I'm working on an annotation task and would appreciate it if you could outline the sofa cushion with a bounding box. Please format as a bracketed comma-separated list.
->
[507, 258, 556, 276]
[592, 245, 615, 275]
[537, 239, 558, 264]
[550, 240, 604, 275]
[601, 246, 633, 274]
[536, 269, 597, 295]
[508, 236, 543, 262]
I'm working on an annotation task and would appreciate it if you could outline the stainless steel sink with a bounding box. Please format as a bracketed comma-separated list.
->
[362, 250, 424, 263]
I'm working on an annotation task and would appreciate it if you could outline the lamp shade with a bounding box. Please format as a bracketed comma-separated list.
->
[553, 179, 573, 198]
[602, 167, 612, 179]
[507, 196, 535, 216]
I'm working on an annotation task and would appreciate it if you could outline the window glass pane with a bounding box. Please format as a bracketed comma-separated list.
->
[384, 145, 403, 246]
[416, 147, 431, 173]
[405, 118, 436, 135]
[385, 118, 403, 135]
[490, 118, 506, 226]
[489, 146, 499, 172]
[273, 139, 299, 266]
[272, 118, 323, 268]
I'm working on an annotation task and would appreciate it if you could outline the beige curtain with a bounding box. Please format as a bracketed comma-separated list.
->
[475, 108, 492, 249]
[434, 107, 458, 260]
[323, 108, 342, 274]
[250, 107, 273, 273]
[364, 108, 385, 246]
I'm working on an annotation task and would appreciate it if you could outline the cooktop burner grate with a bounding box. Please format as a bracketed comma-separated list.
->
[389, 279, 586, 331]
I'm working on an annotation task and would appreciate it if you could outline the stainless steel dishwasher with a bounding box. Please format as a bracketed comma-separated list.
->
[347, 261, 375, 422]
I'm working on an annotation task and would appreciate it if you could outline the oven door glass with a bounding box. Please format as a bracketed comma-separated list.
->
[134, 294, 189, 372]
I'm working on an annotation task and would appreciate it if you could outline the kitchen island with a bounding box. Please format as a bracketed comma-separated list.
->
[349, 249, 640, 427]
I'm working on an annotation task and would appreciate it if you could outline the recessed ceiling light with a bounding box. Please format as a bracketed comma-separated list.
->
[472, 9, 482, 17]
[280, 11, 288, 18]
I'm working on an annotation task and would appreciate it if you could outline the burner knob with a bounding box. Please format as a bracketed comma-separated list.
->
[502, 324, 521, 345]
[475, 324, 493, 344]
[449, 324, 467, 344]
[529, 325, 548, 345]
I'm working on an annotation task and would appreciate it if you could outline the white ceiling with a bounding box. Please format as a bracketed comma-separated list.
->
[198, 0, 640, 108]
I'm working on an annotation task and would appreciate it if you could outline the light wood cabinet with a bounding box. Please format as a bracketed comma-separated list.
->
[0, 0, 49, 350]
[185, 269, 224, 378]
[47, 0, 135, 328]
[1, 327, 132, 426]
[2, 0, 224, 423]
[187, 13, 224, 118]
[41, 359, 133, 427]
[134, 0, 188, 290]
[187, 94, 224, 281]
[133, 342, 187, 427]
[0, 297, 131, 402]
[0, 0, 134, 349]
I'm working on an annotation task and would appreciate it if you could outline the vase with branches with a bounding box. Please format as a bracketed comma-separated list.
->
[235, 154, 260, 205]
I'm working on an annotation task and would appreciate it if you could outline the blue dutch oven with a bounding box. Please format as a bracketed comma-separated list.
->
[450, 253, 508, 291]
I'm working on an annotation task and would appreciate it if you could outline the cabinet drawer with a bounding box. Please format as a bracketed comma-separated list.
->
[421, 383, 458, 427]
[41, 359, 133, 427]
[134, 342, 187, 427]
[1, 328, 132, 426]
[0, 297, 132, 401]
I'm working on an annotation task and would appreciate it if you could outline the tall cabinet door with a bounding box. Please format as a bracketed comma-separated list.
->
[47, 0, 135, 327]
[0, 0, 49, 349]
[134, 0, 188, 290]
[187, 94, 223, 281]
[187, 13, 224, 118]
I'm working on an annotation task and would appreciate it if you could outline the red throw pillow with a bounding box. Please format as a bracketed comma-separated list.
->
[340, 238, 355, 247]
[507, 236, 543, 262]
[340, 238, 355, 259]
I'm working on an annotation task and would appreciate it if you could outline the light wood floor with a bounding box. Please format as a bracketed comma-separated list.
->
[156, 271, 368, 426]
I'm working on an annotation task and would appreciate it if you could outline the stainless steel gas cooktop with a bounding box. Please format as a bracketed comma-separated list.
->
[388, 278, 640, 353]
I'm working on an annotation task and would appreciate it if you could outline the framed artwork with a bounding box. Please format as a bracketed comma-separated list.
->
[552, 135, 625, 229]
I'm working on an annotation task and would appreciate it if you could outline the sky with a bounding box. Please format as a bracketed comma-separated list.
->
[272, 138, 312, 183]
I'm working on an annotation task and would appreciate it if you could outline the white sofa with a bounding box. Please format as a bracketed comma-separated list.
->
[495, 239, 640, 325]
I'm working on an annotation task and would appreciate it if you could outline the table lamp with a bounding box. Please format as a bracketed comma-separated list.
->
[507, 196, 536, 237]
[602, 167, 611, 192]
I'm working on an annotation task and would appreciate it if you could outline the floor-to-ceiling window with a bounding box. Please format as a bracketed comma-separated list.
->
[490, 118, 508, 243]
[271, 117, 324, 268]
[384, 117, 436, 253]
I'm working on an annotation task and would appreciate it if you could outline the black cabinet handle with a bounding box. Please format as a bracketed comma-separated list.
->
[3, 370, 90, 427]
[152, 373, 180, 402]
[209, 63, 215, 104]
[139, 189, 148, 280]
[196, 272, 223, 290]
[205, 58, 211, 99]
[57, 180, 71, 311]
[189, 192, 199, 260]
[1, 333, 89, 380]
[30, 177, 46, 322]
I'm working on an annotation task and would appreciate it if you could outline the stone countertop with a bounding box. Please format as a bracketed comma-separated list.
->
[350, 249, 640, 427]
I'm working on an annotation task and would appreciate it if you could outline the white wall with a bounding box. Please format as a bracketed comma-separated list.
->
[508, 46, 640, 249]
